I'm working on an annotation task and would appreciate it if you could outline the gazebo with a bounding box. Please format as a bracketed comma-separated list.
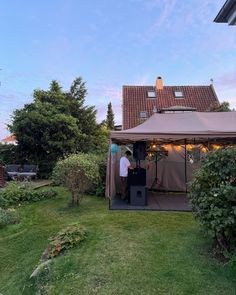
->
[106, 111, 236, 211]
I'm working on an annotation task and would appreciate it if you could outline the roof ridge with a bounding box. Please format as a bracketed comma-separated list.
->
[123, 85, 212, 88]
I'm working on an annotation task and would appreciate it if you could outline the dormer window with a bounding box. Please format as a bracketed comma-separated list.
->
[174, 90, 184, 98]
[140, 111, 147, 118]
[147, 91, 156, 98]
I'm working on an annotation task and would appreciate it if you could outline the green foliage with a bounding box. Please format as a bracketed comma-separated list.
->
[0, 182, 57, 206]
[209, 101, 232, 112]
[92, 126, 110, 155]
[189, 147, 236, 253]
[1, 188, 236, 295]
[33, 262, 51, 295]
[9, 77, 106, 177]
[0, 143, 18, 165]
[0, 195, 8, 209]
[0, 207, 18, 228]
[226, 251, 236, 267]
[88, 155, 107, 197]
[46, 224, 86, 259]
[106, 102, 115, 130]
[52, 153, 100, 206]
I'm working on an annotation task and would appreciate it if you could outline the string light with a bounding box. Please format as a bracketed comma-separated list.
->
[174, 145, 182, 151]
[201, 147, 208, 153]
[212, 144, 221, 150]
[186, 144, 193, 151]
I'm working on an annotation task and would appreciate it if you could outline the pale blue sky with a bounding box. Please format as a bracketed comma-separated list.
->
[0, 0, 236, 138]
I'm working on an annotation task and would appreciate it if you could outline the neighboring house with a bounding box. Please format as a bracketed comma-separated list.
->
[122, 77, 220, 130]
[214, 0, 236, 25]
[1, 134, 17, 145]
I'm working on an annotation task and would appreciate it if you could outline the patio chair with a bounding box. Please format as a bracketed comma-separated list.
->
[17, 165, 38, 181]
[5, 164, 20, 180]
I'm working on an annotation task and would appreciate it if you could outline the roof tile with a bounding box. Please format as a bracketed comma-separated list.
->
[123, 85, 219, 129]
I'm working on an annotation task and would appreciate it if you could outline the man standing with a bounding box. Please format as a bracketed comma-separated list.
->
[119, 150, 132, 200]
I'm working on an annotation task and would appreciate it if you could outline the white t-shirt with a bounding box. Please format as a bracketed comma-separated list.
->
[119, 156, 131, 177]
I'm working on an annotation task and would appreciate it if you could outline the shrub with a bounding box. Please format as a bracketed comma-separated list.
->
[0, 207, 18, 228]
[189, 147, 236, 253]
[0, 143, 18, 165]
[87, 155, 107, 197]
[46, 224, 86, 259]
[52, 153, 100, 206]
[95, 156, 107, 196]
[0, 195, 9, 209]
[0, 182, 57, 206]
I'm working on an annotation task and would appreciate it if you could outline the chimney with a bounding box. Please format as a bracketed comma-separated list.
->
[156, 76, 163, 90]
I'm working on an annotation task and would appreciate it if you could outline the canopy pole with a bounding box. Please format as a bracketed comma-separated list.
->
[109, 143, 112, 200]
[108, 146, 111, 209]
[184, 139, 187, 193]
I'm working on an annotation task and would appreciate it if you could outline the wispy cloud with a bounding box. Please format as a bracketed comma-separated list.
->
[133, 74, 150, 85]
[214, 71, 236, 109]
[88, 83, 121, 102]
[87, 84, 122, 124]
[0, 122, 11, 140]
[147, 0, 176, 36]
[136, 0, 230, 48]
[214, 71, 236, 90]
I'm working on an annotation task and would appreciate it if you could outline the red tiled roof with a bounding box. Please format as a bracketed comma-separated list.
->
[2, 134, 16, 142]
[122, 85, 219, 129]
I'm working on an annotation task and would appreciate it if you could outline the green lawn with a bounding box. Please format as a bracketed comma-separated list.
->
[0, 187, 236, 295]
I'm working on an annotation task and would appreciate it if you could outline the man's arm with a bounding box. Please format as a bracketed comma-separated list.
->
[128, 161, 133, 170]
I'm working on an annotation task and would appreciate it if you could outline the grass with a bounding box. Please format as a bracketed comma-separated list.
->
[0, 187, 236, 295]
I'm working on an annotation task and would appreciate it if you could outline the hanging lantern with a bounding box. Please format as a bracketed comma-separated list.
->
[111, 143, 119, 153]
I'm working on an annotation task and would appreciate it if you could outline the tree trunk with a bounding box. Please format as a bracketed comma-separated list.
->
[216, 232, 230, 253]
[72, 191, 80, 207]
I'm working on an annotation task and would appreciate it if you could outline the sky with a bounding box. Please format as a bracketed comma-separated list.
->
[0, 0, 236, 139]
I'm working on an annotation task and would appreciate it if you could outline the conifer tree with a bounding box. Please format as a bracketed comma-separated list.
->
[106, 102, 115, 130]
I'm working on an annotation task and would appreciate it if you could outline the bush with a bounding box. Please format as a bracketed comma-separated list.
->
[0, 143, 18, 165]
[46, 224, 86, 259]
[0, 207, 18, 228]
[0, 182, 57, 206]
[52, 153, 100, 206]
[189, 147, 236, 253]
[87, 155, 107, 197]
[0, 195, 9, 209]
[95, 156, 107, 196]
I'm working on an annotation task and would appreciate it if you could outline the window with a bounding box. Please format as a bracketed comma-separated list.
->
[140, 111, 147, 118]
[147, 91, 156, 98]
[174, 90, 184, 98]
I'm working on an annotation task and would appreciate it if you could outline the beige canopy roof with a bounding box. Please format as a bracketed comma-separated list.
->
[110, 112, 236, 143]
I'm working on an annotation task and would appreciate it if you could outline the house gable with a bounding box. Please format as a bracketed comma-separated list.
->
[122, 79, 219, 130]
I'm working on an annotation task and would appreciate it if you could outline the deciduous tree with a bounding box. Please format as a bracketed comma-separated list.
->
[10, 78, 104, 176]
[209, 101, 231, 112]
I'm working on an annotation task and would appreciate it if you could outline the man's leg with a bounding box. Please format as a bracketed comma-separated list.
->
[124, 177, 130, 203]
[123, 177, 129, 202]
[120, 177, 127, 200]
